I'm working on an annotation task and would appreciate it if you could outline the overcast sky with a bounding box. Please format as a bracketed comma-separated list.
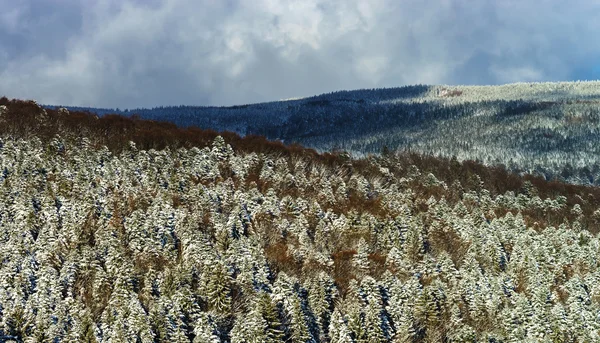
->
[1, 0, 599, 108]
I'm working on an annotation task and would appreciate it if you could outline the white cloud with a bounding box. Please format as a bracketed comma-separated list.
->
[0, 0, 599, 108]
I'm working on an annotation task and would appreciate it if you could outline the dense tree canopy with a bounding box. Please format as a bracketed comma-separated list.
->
[1, 98, 600, 341]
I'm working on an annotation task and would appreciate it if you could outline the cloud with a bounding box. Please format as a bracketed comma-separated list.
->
[1, 0, 599, 108]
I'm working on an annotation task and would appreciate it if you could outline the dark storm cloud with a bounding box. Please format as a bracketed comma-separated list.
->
[1, 0, 599, 108]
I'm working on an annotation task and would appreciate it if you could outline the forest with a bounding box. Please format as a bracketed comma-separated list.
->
[46, 81, 600, 185]
[2, 97, 600, 342]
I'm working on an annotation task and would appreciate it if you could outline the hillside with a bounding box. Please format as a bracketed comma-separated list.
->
[2, 98, 600, 342]
[48, 81, 600, 185]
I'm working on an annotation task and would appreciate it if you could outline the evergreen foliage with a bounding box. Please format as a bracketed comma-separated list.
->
[0, 98, 600, 341]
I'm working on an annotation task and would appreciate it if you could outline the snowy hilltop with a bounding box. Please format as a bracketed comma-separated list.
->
[50, 81, 600, 185]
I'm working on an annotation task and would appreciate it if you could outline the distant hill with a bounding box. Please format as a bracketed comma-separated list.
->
[47, 81, 600, 184]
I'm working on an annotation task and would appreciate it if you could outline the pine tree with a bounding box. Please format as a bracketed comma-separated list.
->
[272, 273, 316, 343]
[353, 238, 370, 279]
[193, 312, 221, 343]
[203, 260, 233, 315]
[328, 308, 353, 343]
[256, 292, 285, 342]
[306, 272, 338, 340]
[230, 292, 284, 343]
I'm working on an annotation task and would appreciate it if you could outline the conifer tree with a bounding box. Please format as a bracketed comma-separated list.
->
[193, 313, 221, 343]
[353, 238, 371, 279]
[203, 259, 233, 315]
[328, 308, 353, 343]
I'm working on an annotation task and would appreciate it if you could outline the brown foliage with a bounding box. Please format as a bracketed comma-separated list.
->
[0, 99, 336, 168]
[385, 152, 600, 233]
[331, 249, 357, 296]
[439, 89, 463, 97]
[264, 242, 302, 276]
[368, 252, 387, 277]
[428, 226, 470, 268]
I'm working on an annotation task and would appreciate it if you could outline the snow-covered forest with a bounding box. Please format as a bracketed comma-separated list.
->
[2, 98, 600, 342]
[48, 81, 600, 185]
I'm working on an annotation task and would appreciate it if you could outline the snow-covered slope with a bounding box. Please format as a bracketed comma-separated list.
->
[49, 81, 600, 184]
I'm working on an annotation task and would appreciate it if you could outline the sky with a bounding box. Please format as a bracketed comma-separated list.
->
[1, 0, 599, 108]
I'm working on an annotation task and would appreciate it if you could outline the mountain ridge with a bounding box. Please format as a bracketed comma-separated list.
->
[42, 80, 600, 185]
